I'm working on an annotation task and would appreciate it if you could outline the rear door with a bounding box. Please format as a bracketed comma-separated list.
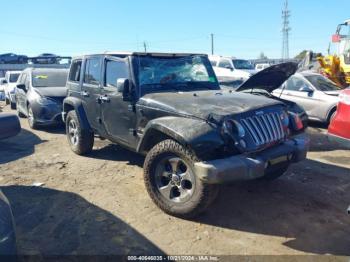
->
[100, 56, 137, 147]
[81, 57, 103, 130]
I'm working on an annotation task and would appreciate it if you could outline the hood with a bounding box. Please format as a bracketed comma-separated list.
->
[138, 90, 284, 120]
[236, 62, 298, 93]
[34, 86, 67, 98]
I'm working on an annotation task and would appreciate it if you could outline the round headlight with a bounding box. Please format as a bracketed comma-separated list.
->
[223, 119, 246, 138]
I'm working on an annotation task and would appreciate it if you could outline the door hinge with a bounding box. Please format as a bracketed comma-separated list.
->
[129, 128, 137, 136]
[128, 105, 136, 112]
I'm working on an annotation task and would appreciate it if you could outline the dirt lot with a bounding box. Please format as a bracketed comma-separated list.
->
[1, 102, 350, 257]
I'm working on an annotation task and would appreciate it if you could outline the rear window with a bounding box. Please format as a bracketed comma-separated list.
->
[9, 73, 20, 83]
[32, 70, 68, 88]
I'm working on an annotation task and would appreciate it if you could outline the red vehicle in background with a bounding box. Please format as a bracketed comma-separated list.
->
[328, 88, 350, 148]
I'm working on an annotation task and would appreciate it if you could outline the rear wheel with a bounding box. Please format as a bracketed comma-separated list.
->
[66, 110, 94, 155]
[144, 139, 219, 218]
[328, 108, 337, 124]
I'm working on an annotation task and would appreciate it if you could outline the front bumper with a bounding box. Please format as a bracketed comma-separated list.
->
[194, 134, 309, 184]
[31, 102, 63, 126]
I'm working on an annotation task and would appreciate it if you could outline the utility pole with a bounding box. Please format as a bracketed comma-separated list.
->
[281, 0, 291, 60]
[143, 41, 147, 52]
[211, 33, 214, 55]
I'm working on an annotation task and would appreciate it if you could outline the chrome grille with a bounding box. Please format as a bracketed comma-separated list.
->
[241, 112, 285, 146]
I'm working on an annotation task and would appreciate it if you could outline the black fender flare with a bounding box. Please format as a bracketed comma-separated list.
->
[137, 116, 224, 159]
[62, 97, 91, 131]
[0, 113, 21, 140]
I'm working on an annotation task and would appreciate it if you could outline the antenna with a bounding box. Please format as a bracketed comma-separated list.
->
[143, 41, 147, 52]
[211, 33, 214, 55]
[281, 0, 291, 60]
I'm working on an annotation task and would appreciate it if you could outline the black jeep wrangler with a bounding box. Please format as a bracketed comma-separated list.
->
[63, 52, 309, 218]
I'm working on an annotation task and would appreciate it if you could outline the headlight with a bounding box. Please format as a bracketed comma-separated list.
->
[288, 112, 304, 131]
[223, 119, 246, 138]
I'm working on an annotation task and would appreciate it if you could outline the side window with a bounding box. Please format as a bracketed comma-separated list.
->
[84, 58, 101, 85]
[104, 59, 128, 87]
[286, 76, 310, 91]
[218, 59, 232, 69]
[69, 60, 82, 82]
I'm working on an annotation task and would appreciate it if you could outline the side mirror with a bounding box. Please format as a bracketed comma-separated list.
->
[225, 65, 234, 71]
[1, 80, 7, 84]
[116, 78, 131, 100]
[16, 84, 27, 92]
[299, 86, 313, 93]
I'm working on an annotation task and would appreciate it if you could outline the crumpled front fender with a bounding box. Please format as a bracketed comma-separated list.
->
[137, 116, 224, 158]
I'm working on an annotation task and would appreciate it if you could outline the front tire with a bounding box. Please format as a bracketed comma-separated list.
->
[27, 105, 39, 129]
[66, 110, 94, 155]
[260, 166, 289, 181]
[143, 139, 219, 218]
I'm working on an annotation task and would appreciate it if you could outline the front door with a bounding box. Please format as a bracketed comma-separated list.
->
[100, 56, 137, 147]
[16, 73, 27, 114]
[81, 57, 103, 130]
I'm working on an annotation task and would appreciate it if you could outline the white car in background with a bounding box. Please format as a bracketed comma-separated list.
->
[0, 78, 6, 101]
[209, 55, 257, 83]
[4, 71, 21, 109]
[255, 63, 271, 71]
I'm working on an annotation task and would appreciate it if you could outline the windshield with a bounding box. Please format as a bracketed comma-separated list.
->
[9, 73, 20, 83]
[305, 75, 342, 91]
[135, 55, 219, 93]
[232, 59, 254, 70]
[32, 70, 68, 88]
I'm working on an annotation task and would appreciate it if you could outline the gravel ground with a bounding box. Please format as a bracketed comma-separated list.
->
[0, 102, 350, 257]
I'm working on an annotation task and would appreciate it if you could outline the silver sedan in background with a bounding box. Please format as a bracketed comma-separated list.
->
[273, 71, 343, 123]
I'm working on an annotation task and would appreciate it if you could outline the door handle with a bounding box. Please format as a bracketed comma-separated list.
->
[81, 90, 90, 97]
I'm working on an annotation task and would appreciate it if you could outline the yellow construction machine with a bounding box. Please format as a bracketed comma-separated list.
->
[317, 19, 350, 88]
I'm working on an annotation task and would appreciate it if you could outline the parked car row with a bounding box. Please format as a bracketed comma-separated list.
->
[0, 53, 64, 64]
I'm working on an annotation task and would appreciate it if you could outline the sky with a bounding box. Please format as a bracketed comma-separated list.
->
[0, 0, 349, 59]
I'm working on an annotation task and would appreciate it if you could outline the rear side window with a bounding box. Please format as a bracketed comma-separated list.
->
[285, 76, 311, 91]
[104, 59, 128, 87]
[69, 60, 82, 82]
[218, 59, 232, 68]
[84, 58, 101, 85]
